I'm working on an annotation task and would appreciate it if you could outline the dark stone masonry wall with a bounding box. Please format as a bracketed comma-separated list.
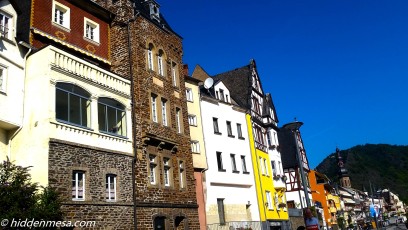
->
[48, 139, 134, 229]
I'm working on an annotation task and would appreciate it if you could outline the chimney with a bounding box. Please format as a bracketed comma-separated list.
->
[183, 64, 189, 76]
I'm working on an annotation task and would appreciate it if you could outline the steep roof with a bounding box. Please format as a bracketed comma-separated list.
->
[191, 64, 211, 82]
[278, 127, 299, 169]
[212, 63, 252, 109]
[132, 0, 181, 38]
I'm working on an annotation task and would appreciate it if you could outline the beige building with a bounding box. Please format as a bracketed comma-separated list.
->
[185, 72, 208, 230]
[0, 0, 30, 161]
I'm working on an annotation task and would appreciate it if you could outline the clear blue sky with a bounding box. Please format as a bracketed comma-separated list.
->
[160, 0, 408, 169]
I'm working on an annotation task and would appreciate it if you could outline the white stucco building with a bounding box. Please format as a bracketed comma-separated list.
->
[0, 0, 29, 161]
[201, 80, 260, 227]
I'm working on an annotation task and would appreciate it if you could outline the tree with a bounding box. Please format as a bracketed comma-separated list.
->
[0, 158, 62, 228]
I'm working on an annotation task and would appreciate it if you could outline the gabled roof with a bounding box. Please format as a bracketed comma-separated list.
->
[263, 93, 279, 123]
[191, 64, 211, 82]
[213, 62, 252, 109]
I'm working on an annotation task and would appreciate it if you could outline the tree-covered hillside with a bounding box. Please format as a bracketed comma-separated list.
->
[315, 144, 408, 203]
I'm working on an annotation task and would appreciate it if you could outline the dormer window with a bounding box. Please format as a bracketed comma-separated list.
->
[52, 2, 70, 30]
[0, 12, 11, 39]
[84, 18, 99, 43]
[219, 89, 225, 102]
[148, 1, 160, 22]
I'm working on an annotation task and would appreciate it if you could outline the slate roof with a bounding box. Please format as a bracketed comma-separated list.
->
[132, 0, 181, 38]
[278, 127, 299, 169]
[212, 62, 252, 110]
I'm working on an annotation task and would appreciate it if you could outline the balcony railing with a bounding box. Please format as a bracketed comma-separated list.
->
[49, 47, 130, 97]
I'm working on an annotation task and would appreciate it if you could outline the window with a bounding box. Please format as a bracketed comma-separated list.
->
[278, 161, 282, 175]
[191, 141, 200, 153]
[219, 89, 225, 102]
[271, 161, 277, 177]
[151, 94, 158, 122]
[98, 98, 126, 136]
[225, 94, 229, 103]
[0, 66, 6, 93]
[106, 174, 116, 201]
[213, 117, 220, 134]
[259, 157, 264, 175]
[186, 88, 193, 102]
[176, 107, 182, 133]
[179, 161, 186, 189]
[252, 97, 261, 114]
[171, 62, 178, 87]
[56, 83, 91, 127]
[157, 49, 164, 76]
[72, 171, 85, 201]
[0, 13, 10, 39]
[237, 123, 243, 139]
[161, 98, 167, 126]
[53, 2, 70, 29]
[266, 191, 273, 210]
[154, 216, 166, 230]
[264, 158, 269, 176]
[188, 115, 197, 126]
[226, 121, 233, 137]
[217, 198, 226, 225]
[267, 131, 272, 147]
[230, 154, 238, 172]
[149, 154, 158, 185]
[84, 18, 99, 43]
[163, 157, 171, 187]
[254, 126, 265, 145]
[148, 43, 154, 70]
[241, 155, 248, 173]
[216, 152, 225, 171]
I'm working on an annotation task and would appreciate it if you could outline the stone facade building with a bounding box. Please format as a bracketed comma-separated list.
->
[92, 0, 200, 229]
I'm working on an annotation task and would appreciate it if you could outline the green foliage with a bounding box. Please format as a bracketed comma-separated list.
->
[337, 217, 345, 230]
[316, 144, 408, 203]
[0, 158, 62, 227]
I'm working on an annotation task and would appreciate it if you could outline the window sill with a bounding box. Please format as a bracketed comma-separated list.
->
[52, 21, 71, 32]
[232, 170, 240, 174]
[99, 130, 128, 139]
[72, 199, 85, 201]
[228, 135, 235, 138]
[83, 36, 100, 46]
[218, 169, 226, 172]
[214, 132, 222, 135]
[56, 119, 93, 131]
[243, 171, 250, 174]
[238, 137, 245, 140]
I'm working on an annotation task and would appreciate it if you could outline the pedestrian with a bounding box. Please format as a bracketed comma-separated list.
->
[304, 208, 321, 230]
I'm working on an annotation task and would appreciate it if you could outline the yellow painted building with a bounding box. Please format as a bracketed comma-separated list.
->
[246, 114, 289, 229]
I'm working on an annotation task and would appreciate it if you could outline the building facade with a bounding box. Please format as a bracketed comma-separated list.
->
[9, 0, 135, 228]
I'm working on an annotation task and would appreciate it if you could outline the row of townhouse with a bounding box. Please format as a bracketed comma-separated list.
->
[1, 0, 199, 229]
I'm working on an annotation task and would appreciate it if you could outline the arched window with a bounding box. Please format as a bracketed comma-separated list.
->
[148, 43, 154, 71]
[154, 216, 166, 230]
[56, 82, 91, 127]
[157, 49, 164, 76]
[98, 97, 126, 136]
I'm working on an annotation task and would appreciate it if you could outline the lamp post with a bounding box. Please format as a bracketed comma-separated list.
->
[283, 121, 311, 208]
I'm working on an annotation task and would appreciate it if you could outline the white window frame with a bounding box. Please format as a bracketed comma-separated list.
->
[188, 114, 197, 126]
[84, 17, 100, 43]
[106, 174, 116, 201]
[266, 191, 273, 210]
[157, 51, 164, 76]
[161, 99, 167, 126]
[149, 154, 157, 185]
[0, 12, 11, 39]
[264, 158, 269, 176]
[171, 62, 178, 87]
[186, 88, 193, 102]
[176, 107, 181, 133]
[52, 1, 70, 29]
[72, 171, 85, 201]
[191, 141, 200, 153]
[148, 44, 154, 70]
[271, 160, 277, 177]
[151, 95, 158, 122]
[163, 157, 171, 187]
[0, 65, 7, 93]
[230, 154, 237, 172]
[260, 157, 264, 175]
[241, 155, 248, 173]
[179, 161, 185, 189]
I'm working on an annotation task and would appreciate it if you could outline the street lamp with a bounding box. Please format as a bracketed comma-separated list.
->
[283, 121, 311, 208]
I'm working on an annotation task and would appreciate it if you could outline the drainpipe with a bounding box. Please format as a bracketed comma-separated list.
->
[8, 41, 32, 160]
[126, 11, 139, 230]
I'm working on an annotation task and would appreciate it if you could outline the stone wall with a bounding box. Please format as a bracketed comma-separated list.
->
[48, 139, 134, 229]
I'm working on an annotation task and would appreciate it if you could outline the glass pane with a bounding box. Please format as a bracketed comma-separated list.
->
[69, 94, 81, 125]
[98, 104, 107, 132]
[117, 110, 126, 136]
[56, 89, 68, 121]
[107, 106, 117, 133]
[81, 98, 90, 127]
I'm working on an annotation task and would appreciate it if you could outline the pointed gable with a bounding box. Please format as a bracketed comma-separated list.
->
[191, 64, 211, 82]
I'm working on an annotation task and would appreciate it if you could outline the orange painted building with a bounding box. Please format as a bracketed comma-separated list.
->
[309, 170, 331, 228]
